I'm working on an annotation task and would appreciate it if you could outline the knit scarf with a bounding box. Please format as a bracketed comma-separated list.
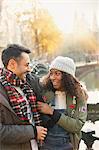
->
[0, 68, 41, 125]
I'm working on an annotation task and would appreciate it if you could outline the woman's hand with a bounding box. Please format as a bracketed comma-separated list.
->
[37, 101, 54, 115]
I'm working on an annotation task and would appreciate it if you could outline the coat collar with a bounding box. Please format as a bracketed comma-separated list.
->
[43, 90, 75, 104]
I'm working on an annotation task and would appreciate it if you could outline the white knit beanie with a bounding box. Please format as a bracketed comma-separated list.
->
[49, 56, 76, 77]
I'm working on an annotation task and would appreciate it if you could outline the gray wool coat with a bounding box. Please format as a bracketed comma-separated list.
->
[0, 84, 36, 150]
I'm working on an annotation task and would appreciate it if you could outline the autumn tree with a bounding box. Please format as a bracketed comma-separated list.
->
[17, 8, 62, 60]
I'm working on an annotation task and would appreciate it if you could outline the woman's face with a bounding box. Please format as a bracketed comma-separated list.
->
[49, 69, 64, 91]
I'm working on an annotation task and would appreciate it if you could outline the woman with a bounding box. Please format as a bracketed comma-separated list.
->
[38, 56, 88, 150]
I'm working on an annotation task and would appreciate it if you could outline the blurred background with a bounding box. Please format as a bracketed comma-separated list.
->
[0, 0, 99, 149]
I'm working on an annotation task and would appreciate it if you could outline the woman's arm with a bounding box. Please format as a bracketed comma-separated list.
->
[38, 98, 87, 133]
[38, 102, 61, 128]
[57, 99, 87, 133]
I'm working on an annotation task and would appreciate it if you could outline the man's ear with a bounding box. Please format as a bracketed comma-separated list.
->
[7, 59, 17, 70]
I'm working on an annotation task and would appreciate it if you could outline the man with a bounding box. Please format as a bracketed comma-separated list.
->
[0, 44, 47, 150]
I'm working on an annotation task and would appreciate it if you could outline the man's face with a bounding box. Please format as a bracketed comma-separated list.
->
[8, 52, 31, 80]
[15, 52, 31, 80]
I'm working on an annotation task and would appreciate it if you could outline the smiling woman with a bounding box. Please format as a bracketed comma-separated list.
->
[38, 56, 88, 150]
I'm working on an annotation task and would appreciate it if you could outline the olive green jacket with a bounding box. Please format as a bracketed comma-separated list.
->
[43, 90, 87, 150]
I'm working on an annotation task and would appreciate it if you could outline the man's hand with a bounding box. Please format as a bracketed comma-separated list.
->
[37, 101, 54, 115]
[36, 126, 47, 141]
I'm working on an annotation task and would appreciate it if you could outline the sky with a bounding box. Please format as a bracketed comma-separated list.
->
[5, 0, 99, 33]
[40, 0, 99, 33]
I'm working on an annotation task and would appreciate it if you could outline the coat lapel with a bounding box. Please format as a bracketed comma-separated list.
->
[0, 92, 17, 116]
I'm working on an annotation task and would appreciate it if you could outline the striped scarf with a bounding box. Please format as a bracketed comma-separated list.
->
[0, 68, 41, 125]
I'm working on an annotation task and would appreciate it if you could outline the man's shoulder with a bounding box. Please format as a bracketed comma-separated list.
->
[26, 73, 39, 85]
[26, 73, 43, 99]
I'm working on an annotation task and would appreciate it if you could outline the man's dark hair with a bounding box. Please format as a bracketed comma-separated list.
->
[2, 44, 31, 68]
